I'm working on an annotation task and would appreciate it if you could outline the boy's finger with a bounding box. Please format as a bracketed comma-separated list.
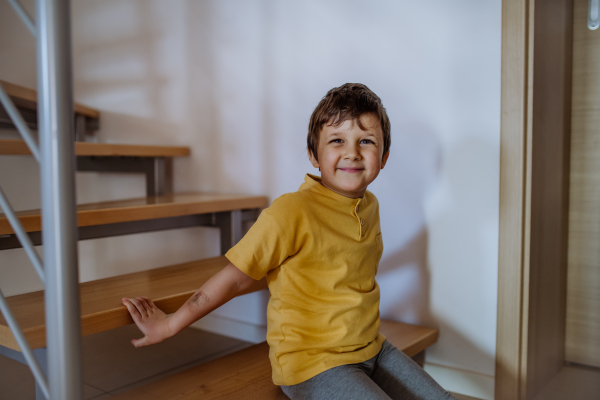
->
[128, 297, 147, 317]
[136, 297, 151, 310]
[131, 336, 148, 348]
[141, 297, 156, 314]
[141, 296, 156, 308]
[122, 299, 142, 320]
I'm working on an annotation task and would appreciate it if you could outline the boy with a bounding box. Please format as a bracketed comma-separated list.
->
[123, 83, 454, 399]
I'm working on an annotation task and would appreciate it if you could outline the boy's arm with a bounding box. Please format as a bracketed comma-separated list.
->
[122, 262, 257, 347]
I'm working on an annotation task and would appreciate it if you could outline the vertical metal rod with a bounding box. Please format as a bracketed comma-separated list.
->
[33, 348, 49, 400]
[35, 0, 82, 399]
[0, 187, 44, 282]
[74, 114, 85, 141]
[153, 157, 166, 195]
[145, 158, 158, 196]
[0, 289, 49, 399]
[7, 0, 37, 36]
[216, 210, 243, 255]
[0, 85, 41, 162]
[231, 210, 242, 246]
[145, 157, 172, 196]
[590, 0, 600, 30]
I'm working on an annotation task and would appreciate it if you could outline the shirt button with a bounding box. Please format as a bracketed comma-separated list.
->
[360, 219, 365, 226]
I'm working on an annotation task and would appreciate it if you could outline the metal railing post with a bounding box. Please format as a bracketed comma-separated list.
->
[7, 0, 36, 36]
[35, 0, 82, 398]
[0, 289, 49, 398]
[0, 187, 45, 281]
[0, 85, 40, 162]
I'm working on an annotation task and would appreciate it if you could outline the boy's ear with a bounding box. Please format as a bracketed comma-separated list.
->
[308, 149, 320, 169]
[381, 151, 390, 169]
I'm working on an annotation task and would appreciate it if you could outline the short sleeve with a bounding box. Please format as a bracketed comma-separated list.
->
[225, 208, 296, 280]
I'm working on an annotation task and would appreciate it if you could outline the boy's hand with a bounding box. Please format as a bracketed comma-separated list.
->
[121, 263, 255, 349]
[122, 297, 172, 347]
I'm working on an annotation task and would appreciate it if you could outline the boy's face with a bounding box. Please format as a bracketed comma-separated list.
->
[309, 113, 389, 198]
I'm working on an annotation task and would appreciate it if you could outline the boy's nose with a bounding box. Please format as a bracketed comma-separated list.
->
[344, 144, 361, 160]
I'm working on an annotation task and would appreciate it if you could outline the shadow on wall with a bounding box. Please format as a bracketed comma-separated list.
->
[73, 0, 170, 137]
[378, 122, 498, 381]
[377, 120, 441, 329]
[182, 0, 284, 195]
[73, 0, 325, 196]
[182, 0, 229, 194]
[72, 0, 253, 195]
[379, 228, 434, 324]
[85, 110, 181, 147]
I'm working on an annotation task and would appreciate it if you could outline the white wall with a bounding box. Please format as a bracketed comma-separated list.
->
[0, 1, 500, 398]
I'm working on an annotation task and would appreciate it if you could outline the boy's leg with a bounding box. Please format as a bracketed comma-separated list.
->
[280, 363, 392, 400]
[371, 340, 456, 400]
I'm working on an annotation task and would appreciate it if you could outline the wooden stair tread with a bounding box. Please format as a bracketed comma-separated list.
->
[0, 139, 190, 157]
[0, 192, 268, 235]
[0, 256, 268, 351]
[378, 319, 439, 358]
[113, 320, 439, 400]
[0, 80, 99, 118]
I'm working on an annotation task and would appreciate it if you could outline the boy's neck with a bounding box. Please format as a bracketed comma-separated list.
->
[319, 180, 364, 199]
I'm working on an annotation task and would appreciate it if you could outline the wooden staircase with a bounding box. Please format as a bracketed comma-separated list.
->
[0, 80, 99, 119]
[0, 80, 99, 141]
[112, 320, 439, 400]
[0, 256, 268, 352]
[0, 138, 189, 157]
[0, 192, 268, 245]
[0, 81, 440, 399]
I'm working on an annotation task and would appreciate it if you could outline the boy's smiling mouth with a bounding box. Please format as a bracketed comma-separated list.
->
[337, 167, 364, 173]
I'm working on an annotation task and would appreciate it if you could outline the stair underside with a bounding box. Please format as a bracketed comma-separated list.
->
[0, 256, 268, 351]
[0, 139, 190, 157]
[0, 192, 268, 235]
[112, 320, 439, 400]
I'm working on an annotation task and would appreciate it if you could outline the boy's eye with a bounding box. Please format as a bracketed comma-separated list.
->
[330, 139, 343, 143]
[360, 139, 375, 144]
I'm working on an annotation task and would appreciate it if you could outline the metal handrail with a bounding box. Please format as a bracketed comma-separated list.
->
[0, 187, 45, 282]
[1, 0, 82, 398]
[7, 0, 36, 36]
[0, 290, 49, 398]
[0, 85, 41, 162]
[36, 0, 82, 398]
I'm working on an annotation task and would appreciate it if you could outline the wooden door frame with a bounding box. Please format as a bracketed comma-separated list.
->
[496, 1, 573, 399]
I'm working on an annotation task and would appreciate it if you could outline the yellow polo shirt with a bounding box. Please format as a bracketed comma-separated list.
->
[225, 174, 385, 386]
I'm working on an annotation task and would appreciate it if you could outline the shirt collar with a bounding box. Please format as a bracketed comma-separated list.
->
[299, 174, 364, 206]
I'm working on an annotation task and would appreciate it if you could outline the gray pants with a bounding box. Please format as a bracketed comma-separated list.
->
[280, 340, 456, 400]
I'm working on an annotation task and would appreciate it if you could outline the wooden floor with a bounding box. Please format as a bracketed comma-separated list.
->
[532, 364, 600, 400]
[452, 394, 482, 400]
[0, 325, 480, 400]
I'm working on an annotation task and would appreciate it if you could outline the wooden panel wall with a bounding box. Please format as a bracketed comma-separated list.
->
[496, 1, 573, 399]
[566, 0, 600, 368]
[496, 1, 529, 398]
[526, 1, 573, 398]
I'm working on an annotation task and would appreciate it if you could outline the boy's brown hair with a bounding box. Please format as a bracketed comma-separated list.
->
[307, 83, 391, 161]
